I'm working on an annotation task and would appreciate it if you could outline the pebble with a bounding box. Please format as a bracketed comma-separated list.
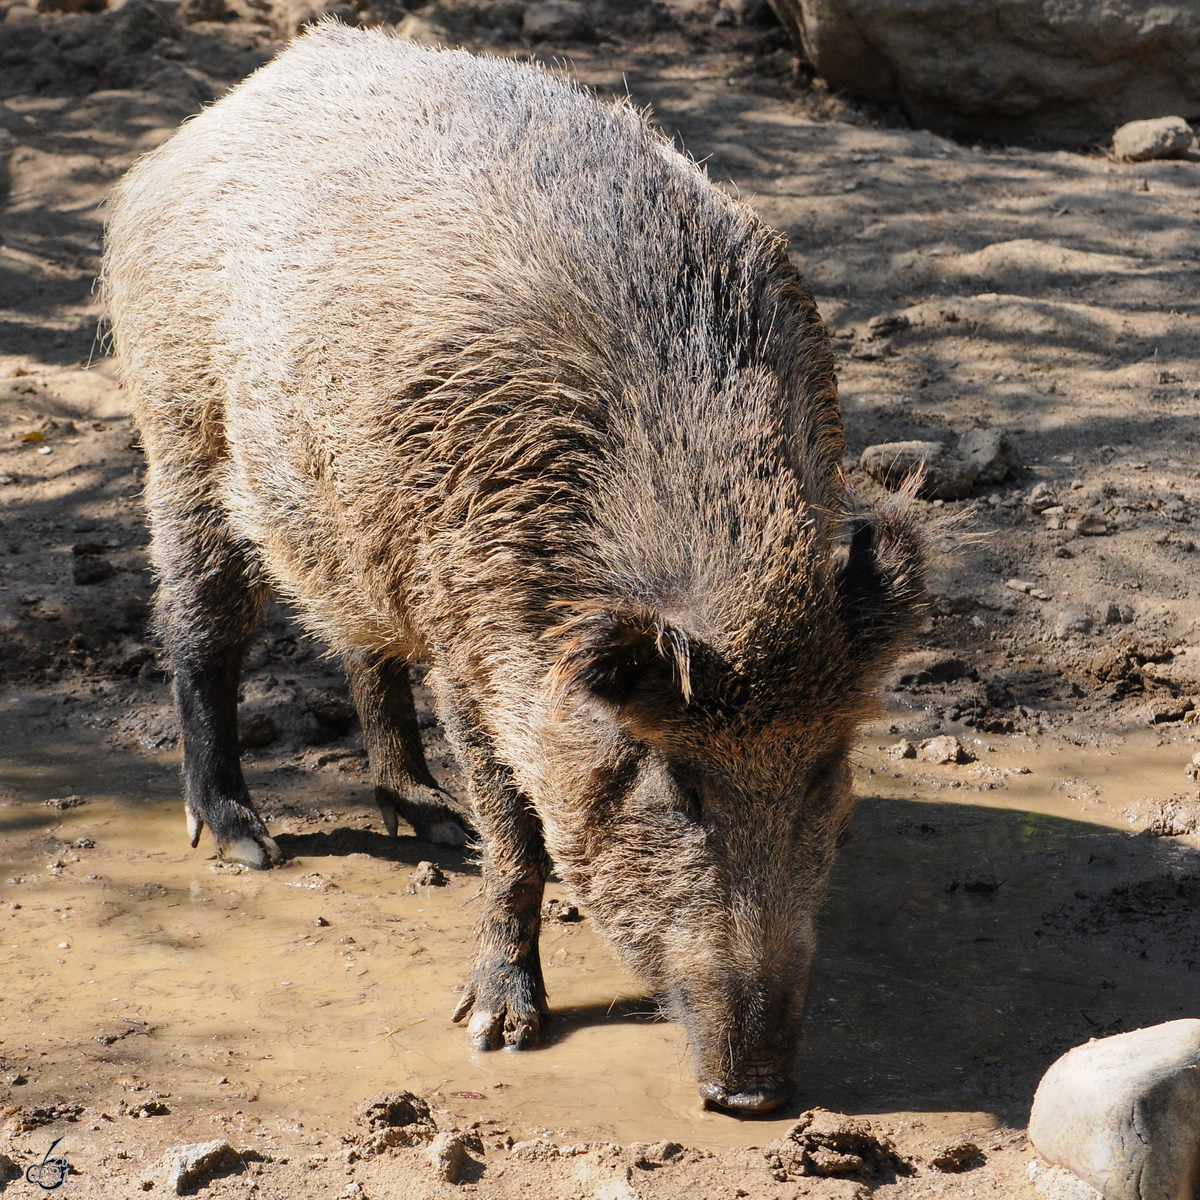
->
[866, 312, 910, 338]
[1112, 116, 1195, 161]
[1006, 578, 1052, 601]
[522, 0, 590, 39]
[917, 735, 973, 764]
[887, 740, 917, 759]
[1028, 1019, 1200, 1200]
[161, 1140, 239, 1195]
[1184, 752, 1200, 781]
[860, 440, 978, 500]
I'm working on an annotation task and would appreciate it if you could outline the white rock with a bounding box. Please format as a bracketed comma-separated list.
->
[1112, 116, 1195, 162]
[958, 427, 1022, 484]
[163, 1141, 239, 1195]
[860, 440, 978, 500]
[1028, 1019, 1200, 1200]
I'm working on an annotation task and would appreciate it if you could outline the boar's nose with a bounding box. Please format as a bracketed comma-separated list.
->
[698, 1078, 795, 1113]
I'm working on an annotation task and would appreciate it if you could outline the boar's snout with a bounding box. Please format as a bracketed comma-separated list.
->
[699, 1077, 796, 1113]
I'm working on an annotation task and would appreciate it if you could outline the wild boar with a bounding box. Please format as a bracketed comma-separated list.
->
[102, 23, 925, 1111]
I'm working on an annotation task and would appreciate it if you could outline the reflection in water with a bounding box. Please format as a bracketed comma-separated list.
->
[1, 725, 1198, 1148]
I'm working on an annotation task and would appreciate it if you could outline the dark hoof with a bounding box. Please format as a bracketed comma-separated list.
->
[699, 1079, 795, 1113]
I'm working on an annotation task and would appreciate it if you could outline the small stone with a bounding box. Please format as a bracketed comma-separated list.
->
[315, 916, 330, 926]
[44, 795, 87, 811]
[1029, 1019, 1200, 1200]
[860, 440, 978, 500]
[1027, 482, 1057, 512]
[409, 861, 447, 888]
[1112, 116, 1195, 162]
[866, 312, 909, 339]
[887, 740, 917, 759]
[1054, 609, 1094, 639]
[237, 711, 278, 750]
[73, 555, 115, 585]
[1184, 752, 1200, 782]
[543, 898, 581, 922]
[958, 427, 1022, 485]
[522, 0, 591, 40]
[850, 338, 893, 360]
[162, 1141, 239, 1195]
[917, 735, 974, 764]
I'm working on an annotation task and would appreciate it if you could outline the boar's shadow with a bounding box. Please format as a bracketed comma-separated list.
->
[794, 794, 1200, 1124]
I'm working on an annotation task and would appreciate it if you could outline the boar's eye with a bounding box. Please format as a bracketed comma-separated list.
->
[678, 785, 704, 823]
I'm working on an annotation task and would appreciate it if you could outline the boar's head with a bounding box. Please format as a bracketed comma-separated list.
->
[537, 495, 925, 1112]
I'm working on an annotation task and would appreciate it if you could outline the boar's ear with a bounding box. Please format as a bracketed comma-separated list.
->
[835, 496, 926, 665]
[546, 605, 692, 710]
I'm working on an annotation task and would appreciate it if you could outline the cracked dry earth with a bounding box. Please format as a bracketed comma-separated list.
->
[2, 7, 1200, 1200]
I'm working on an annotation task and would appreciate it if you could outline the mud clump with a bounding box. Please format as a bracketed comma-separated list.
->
[929, 1141, 986, 1172]
[427, 1130, 483, 1182]
[354, 1090, 437, 1152]
[764, 1108, 910, 1181]
[409, 861, 447, 888]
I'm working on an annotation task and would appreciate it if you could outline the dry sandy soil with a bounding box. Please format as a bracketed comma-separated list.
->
[1, 4, 1199, 1199]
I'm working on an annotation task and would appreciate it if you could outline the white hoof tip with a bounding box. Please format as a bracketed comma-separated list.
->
[223, 838, 268, 869]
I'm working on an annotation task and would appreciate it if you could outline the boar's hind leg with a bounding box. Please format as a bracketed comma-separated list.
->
[447, 720, 549, 1049]
[342, 651, 469, 847]
[153, 498, 279, 869]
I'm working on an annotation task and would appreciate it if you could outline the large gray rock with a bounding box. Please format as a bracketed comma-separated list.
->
[1112, 116, 1195, 161]
[766, 0, 1200, 148]
[860, 440, 978, 500]
[1028, 1019, 1200, 1200]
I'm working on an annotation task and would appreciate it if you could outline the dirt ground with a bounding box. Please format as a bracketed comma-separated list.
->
[2, 4, 1199, 1198]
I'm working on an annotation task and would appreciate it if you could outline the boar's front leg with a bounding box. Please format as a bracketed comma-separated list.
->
[152, 495, 280, 869]
[445, 705, 549, 1049]
[343, 650, 469, 847]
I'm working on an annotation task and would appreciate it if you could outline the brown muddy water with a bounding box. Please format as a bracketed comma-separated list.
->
[3, 705, 1200, 1155]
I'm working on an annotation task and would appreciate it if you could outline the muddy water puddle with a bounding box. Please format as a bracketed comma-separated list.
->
[2, 720, 1199, 1153]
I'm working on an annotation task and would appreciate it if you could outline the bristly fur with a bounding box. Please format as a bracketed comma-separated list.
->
[102, 24, 928, 1110]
